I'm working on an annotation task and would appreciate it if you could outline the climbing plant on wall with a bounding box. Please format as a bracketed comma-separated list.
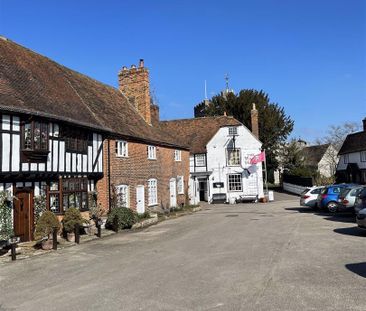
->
[0, 191, 14, 240]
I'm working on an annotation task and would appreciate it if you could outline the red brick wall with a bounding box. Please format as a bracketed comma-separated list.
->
[97, 139, 189, 214]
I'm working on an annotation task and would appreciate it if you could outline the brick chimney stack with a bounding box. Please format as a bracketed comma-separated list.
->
[363, 117, 366, 132]
[118, 59, 151, 125]
[251, 103, 259, 138]
[150, 104, 160, 127]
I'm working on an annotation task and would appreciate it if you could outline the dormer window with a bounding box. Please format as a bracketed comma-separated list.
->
[22, 121, 49, 152]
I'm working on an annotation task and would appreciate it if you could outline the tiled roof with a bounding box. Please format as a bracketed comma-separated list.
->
[0, 38, 187, 149]
[159, 116, 242, 153]
[301, 144, 330, 166]
[339, 130, 366, 155]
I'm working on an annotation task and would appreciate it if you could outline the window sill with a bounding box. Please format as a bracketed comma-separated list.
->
[116, 155, 129, 158]
[148, 158, 157, 161]
[148, 203, 158, 207]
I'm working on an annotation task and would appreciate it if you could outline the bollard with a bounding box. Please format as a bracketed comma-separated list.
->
[11, 243, 16, 261]
[52, 227, 58, 250]
[75, 223, 80, 244]
[96, 219, 102, 238]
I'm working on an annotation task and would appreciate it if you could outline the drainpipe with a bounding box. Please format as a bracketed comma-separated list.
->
[107, 138, 112, 212]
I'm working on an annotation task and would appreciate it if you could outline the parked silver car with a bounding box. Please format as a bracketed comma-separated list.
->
[300, 186, 324, 209]
[337, 185, 366, 212]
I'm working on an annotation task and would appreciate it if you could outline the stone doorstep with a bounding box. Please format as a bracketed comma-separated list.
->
[0, 206, 201, 264]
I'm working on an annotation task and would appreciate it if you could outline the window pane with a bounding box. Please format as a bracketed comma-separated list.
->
[50, 181, 59, 191]
[34, 122, 41, 149]
[24, 123, 32, 150]
[49, 194, 60, 213]
[228, 174, 242, 191]
[228, 149, 240, 166]
[41, 123, 48, 150]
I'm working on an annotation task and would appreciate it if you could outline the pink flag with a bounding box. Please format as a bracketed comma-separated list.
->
[250, 151, 265, 164]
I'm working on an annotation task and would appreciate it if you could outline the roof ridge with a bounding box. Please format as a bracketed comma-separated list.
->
[160, 115, 236, 123]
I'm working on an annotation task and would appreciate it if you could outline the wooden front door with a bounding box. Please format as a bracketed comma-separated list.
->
[14, 191, 33, 242]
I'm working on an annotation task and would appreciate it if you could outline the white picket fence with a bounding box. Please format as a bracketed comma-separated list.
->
[283, 182, 308, 195]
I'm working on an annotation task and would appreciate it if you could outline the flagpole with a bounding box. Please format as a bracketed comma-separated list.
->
[264, 150, 269, 198]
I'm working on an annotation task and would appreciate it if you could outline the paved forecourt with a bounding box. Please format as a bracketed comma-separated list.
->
[0, 192, 365, 311]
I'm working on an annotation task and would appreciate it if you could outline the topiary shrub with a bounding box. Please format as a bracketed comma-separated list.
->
[105, 207, 138, 231]
[62, 208, 88, 233]
[34, 211, 60, 241]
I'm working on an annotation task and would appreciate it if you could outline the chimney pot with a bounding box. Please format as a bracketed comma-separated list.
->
[139, 59, 144, 68]
[122, 66, 127, 71]
[251, 103, 259, 139]
[131, 64, 136, 69]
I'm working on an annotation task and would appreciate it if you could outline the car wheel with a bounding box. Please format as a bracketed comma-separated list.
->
[327, 201, 338, 213]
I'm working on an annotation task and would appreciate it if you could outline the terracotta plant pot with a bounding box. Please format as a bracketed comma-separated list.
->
[67, 232, 75, 242]
[41, 239, 53, 250]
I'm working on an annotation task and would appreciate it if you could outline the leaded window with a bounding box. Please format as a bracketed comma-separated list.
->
[22, 121, 48, 151]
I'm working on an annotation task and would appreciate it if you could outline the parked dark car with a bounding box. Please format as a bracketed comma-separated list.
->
[354, 187, 366, 214]
[316, 184, 357, 212]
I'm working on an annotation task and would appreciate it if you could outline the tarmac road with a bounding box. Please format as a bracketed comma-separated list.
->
[0, 193, 365, 311]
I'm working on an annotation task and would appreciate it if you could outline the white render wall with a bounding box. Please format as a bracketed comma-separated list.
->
[337, 152, 366, 171]
[189, 125, 264, 204]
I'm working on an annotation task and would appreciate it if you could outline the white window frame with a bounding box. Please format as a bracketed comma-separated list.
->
[227, 148, 241, 166]
[177, 175, 184, 194]
[195, 154, 206, 167]
[174, 150, 182, 162]
[228, 126, 238, 136]
[228, 174, 242, 191]
[148, 178, 158, 206]
[147, 145, 157, 160]
[115, 184, 130, 208]
[116, 140, 128, 157]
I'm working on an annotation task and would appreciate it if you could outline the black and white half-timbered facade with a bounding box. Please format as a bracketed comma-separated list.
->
[0, 113, 103, 241]
[0, 37, 190, 242]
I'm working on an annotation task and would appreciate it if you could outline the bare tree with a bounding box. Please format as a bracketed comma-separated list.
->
[316, 122, 361, 151]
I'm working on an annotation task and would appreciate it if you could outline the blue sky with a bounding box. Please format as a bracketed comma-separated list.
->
[1, 0, 365, 142]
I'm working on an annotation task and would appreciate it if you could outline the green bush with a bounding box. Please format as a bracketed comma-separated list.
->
[0, 191, 13, 240]
[34, 211, 60, 240]
[137, 211, 150, 221]
[63, 208, 88, 233]
[106, 207, 138, 231]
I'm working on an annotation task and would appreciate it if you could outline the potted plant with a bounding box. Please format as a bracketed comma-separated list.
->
[62, 208, 88, 242]
[88, 191, 102, 235]
[34, 211, 60, 250]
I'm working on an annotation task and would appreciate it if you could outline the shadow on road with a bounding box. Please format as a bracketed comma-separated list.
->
[285, 207, 314, 213]
[323, 214, 355, 224]
[333, 227, 366, 237]
[345, 262, 366, 278]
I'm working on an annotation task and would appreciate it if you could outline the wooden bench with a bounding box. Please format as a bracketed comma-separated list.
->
[211, 193, 227, 204]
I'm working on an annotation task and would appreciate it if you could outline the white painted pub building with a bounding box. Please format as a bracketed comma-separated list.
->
[160, 110, 264, 204]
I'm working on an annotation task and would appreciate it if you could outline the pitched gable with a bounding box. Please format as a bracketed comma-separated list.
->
[159, 116, 242, 153]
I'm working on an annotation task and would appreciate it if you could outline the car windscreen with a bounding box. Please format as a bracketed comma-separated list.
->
[311, 188, 323, 194]
[321, 188, 328, 195]
[301, 189, 310, 195]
